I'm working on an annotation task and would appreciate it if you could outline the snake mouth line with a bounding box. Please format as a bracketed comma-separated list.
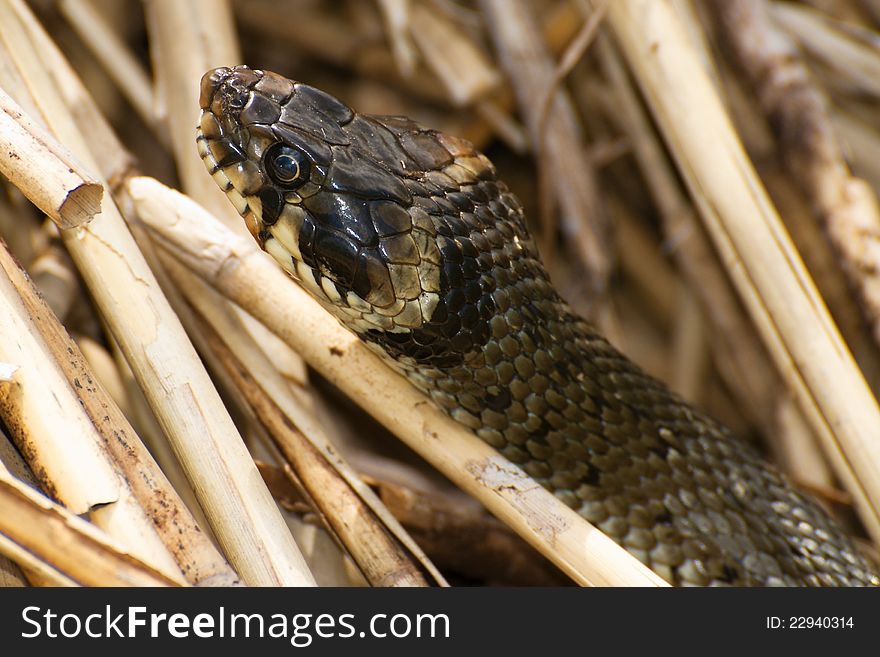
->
[195, 126, 263, 240]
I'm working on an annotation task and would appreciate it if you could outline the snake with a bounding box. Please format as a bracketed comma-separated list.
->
[196, 65, 879, 586]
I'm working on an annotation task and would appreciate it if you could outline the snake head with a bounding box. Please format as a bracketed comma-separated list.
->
[198, 65, 535, 368]
[198, 66, 335, 240]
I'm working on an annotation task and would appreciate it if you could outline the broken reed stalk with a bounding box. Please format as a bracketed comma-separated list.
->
[606, 0, 880, 543]
[0, 86, 102, 228]
[0, 464, 184, 587]
[0, 0, 314, 587]
[0, 238, 184, 580]
[0, 239, 238, 585]
[129, 175, 668, 587]
[126, 212, 363, 585]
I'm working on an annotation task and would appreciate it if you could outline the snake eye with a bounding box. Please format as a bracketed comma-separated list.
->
[265, 143, 310, 189]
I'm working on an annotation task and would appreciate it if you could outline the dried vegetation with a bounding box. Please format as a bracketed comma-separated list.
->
[1, 0, 879, 587]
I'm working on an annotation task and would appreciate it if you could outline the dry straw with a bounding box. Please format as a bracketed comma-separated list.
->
[0, 87, 101, 228]
[0, 0, 314, 587]
[606, 0, 880, 541]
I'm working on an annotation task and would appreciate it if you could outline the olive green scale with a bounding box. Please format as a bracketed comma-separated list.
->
[198, 65, 879, 587]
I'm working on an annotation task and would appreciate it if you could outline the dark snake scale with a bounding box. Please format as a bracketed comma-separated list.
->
[197, 65, 879, 586]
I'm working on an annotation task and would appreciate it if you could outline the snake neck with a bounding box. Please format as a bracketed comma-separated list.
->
[354, 181, 880, 587]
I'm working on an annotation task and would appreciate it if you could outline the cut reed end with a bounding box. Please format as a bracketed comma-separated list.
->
[59, 181, 104, 228]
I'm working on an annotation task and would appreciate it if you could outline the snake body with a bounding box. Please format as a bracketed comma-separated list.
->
[197, 66, 878, 586]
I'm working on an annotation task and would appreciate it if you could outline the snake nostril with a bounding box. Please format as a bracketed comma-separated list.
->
[199, 67, 231, 110]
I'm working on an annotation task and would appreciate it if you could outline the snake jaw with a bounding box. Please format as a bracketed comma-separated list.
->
[198, 68, 263, 240]
[195, 129, 259, 241]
